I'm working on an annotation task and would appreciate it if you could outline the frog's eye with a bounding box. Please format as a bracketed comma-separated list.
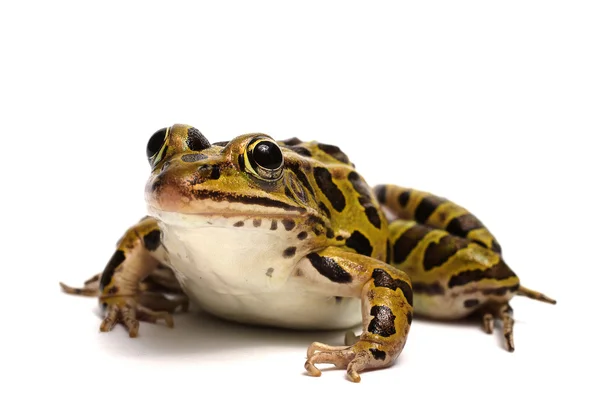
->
[245, 138, 284, 180]
[147, 127, 169, 166]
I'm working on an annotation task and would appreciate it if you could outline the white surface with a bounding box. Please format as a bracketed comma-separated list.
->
[1, 1, 598, 399]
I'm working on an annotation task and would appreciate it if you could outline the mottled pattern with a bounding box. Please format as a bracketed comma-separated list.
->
[345, 230, 373, 256]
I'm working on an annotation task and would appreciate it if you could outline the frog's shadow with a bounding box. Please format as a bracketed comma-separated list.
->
[95, 305, 502, 359]
[95, 305, 347, 358]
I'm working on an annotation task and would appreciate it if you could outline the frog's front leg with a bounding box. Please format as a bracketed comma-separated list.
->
[60, 217, 185, 337]
[300, 246, 413, 383]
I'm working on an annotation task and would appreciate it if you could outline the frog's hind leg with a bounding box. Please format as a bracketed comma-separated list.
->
[373, 184, 502, 254]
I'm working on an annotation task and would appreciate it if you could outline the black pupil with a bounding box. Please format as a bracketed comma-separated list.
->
[147, 128, 167, 159]
[252, 141, 283, 170]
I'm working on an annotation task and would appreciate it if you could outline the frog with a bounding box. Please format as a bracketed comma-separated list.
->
[61, 124, 556, 382]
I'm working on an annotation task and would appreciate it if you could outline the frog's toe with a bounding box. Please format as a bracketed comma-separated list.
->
[59, 273, 102, 297]
[479, 303, 515, 352]
[99, 297, 175, 338]
[482, 312, 495, 334]
[305, 340, 391, 382]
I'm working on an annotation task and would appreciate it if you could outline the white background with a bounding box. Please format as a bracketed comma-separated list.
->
[1, 1, 598, 399]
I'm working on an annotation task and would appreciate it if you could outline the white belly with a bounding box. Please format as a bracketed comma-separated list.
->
[154, 212, 361, 330]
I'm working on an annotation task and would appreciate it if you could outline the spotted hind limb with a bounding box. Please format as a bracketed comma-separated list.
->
[59, 216, 185, 337]
[373, 184, 502, 254]
[301, 246, 413, 382]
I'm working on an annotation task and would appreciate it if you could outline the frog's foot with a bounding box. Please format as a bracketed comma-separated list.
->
[481, 303, 514, 352]
[59, 273, 101, 297]
[100, 296, 175, 338]
[305, 340, 392, 383]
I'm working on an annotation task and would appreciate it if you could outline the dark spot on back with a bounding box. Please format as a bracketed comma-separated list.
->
[346, 230, 373, 256]
[253, 219, 262, 227]
[348, 171, 381, 228]
[281, 137, 302, 146]
[335, 296, 343, 304]
[406, 311, 413, 325]
[317, 143, 350, 164]
[181, 153, 208, 162]
[283, 247, 297, 258]
[307, 253, 352, 283]
[415, 196, 446, 224]
[314, 167, 346, 212]
[186, 127, 211, 151]
[364, 207, 382, 229]
[234, 221, 244, 227]
[448, 260, 517, 288]
[99, 250, 126, 290]
[265, 268, 274, 277]
[392, 224, 430, 264]
[143, 229, 161, 251]
[398, 191, 410, 207]
[289, 146, 312, 157]
[422, 234, 468, 271]
[270, 220, 278, 230]
[368, 305, 396, 337]
[372, 268, 413, 306]
[446, 214, 484, 238]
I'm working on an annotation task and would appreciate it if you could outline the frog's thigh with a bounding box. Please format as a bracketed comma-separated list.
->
[298, 246, 413, 382]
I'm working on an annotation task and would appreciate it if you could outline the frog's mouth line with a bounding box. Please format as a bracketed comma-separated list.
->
[147, 206, 305, 228]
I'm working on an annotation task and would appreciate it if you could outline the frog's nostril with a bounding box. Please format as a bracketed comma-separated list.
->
[197, 164, 221, 180]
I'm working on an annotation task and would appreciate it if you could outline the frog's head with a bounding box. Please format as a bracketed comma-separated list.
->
[145, 124, 320, 223]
